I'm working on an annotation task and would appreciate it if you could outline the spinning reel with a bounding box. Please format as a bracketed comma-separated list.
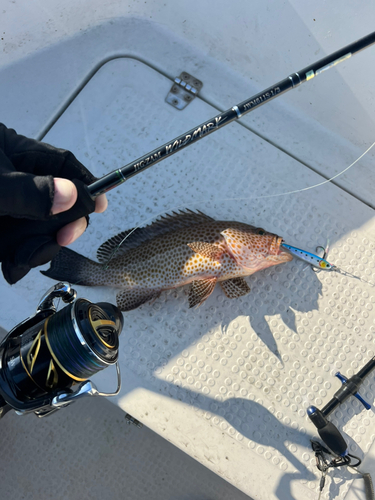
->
[0, 282, 123, 418]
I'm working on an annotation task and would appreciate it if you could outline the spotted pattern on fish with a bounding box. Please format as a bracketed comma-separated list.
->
[42, 211, 293, 311]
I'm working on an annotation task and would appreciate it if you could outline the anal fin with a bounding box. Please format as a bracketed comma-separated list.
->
[188, 278, 217, 308]
[116, 289, 161, 312]
[220, 277, 250, 299]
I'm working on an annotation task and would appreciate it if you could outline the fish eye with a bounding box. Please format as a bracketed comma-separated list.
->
[256, 228, 266, 235]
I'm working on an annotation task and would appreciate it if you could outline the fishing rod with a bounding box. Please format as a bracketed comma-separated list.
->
[87, 30, 375, 198]
[307, 357, 375, 499]
[307, 356, 375, 456]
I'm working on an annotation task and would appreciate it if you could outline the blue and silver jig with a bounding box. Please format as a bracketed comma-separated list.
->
[281, 242, 335, 271]
[281, 241, 374, 286]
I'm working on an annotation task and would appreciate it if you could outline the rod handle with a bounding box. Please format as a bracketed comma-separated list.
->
[307, 406, 348, 456]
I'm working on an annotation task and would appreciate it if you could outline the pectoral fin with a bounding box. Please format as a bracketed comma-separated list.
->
[188, 278, 217, 308]
[187, 242, 223, 261]
[220, 277, 250, 299]
[116, 289, 161, 311]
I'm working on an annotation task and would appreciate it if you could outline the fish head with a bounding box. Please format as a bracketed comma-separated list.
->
[221, 227, 293, 272]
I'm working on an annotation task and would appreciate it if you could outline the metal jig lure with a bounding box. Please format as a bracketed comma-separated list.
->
[281, 242, 334, 271]
[282, 241, 375, 287]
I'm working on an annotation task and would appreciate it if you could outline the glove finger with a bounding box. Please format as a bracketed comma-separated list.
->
[1, 261, 30, 285]
[28, 148, 96, 184]
[0, 172, 54, 219]
[2, 235, 60, 284]
[57, 178, 96, 225]
[0, 178, 95, 273]
[1, 124, 96, 184]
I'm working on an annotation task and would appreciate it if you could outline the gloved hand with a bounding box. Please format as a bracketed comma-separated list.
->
[0, 123, 107, 284]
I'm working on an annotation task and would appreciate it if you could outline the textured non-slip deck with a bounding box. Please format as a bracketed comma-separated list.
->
[1, 58, 373, 499]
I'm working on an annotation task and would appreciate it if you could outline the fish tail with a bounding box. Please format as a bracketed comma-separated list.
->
[41, 247, 104, 286]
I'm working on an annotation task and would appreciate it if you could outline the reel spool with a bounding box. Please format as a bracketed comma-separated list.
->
[0, 282, 123, 418]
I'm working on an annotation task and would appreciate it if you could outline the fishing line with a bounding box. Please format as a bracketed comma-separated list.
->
[217, 140, 375, 202]
[332, 266, 375, 287]
[103, 140, 375, 269]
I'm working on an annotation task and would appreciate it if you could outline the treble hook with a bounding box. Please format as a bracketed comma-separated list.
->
[312, 240, 330, 273]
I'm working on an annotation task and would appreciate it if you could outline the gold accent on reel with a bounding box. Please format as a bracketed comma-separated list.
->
[20, 351, 45, 392]
[45, 359, 59, 389]
[44, 318, 87, 382]
[26, 330, 42, 374]
[88, 309, 116, 349]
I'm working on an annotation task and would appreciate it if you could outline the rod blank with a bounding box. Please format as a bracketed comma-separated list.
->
[87, 30, 375, 198]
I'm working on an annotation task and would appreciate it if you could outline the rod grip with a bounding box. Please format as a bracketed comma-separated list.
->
[307, 406, 348, 456]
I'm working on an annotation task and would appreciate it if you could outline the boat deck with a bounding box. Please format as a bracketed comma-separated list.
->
[1, 4, 375, 499]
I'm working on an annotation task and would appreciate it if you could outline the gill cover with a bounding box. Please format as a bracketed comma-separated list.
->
[221, 228, 276, 269]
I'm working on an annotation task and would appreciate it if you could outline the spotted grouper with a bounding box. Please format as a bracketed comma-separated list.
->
[42, 210, 293, 311]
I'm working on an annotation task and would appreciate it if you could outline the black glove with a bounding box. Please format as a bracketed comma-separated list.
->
[0, 123, 96, 284]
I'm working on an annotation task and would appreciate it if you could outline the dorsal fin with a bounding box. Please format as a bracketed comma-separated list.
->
[97, 209, 214, 263]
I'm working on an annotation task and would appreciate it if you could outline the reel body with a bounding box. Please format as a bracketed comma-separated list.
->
[0, 282, 123, 418]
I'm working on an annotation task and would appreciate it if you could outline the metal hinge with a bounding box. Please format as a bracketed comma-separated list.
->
[165, 72, 203, 110]
[125, 413, 143, 428]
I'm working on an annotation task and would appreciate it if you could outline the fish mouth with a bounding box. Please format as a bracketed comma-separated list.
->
[275, 236, 284, 254]
[274, 237, 293, 262]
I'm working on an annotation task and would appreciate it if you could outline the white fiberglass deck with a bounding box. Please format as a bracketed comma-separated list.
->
[1, 5, 375, 500]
